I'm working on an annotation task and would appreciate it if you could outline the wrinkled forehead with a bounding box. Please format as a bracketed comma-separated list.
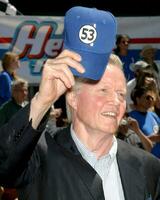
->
[73, 61, 126, 92]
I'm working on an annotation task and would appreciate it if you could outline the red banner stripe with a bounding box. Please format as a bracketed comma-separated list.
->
[0, 37, 12, 43]
[0, 37, 160, 44]
[130, 38, 160, 44]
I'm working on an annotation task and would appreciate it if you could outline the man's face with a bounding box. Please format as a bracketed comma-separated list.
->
[72, 64, 127, 136]
[14, 85, 28, 104]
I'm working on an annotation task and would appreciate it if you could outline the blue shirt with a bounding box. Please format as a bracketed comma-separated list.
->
[0, 71, 14, 106]
[129, 110, 160, 136]
[118, 50, 139, 81]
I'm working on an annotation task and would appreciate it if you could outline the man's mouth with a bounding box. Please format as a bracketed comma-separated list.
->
[101, 111, 116, 118]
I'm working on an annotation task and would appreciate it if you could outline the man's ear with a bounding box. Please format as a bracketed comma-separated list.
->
[66, 90, 78, 110]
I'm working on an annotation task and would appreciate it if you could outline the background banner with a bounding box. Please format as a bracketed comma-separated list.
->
[0, 15, 160, 84]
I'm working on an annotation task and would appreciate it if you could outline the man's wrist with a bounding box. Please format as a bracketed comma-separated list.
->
[29, 93, 52, 129]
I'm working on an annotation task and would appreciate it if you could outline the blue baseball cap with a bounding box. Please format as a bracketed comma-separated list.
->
[63, 6, 117, 80]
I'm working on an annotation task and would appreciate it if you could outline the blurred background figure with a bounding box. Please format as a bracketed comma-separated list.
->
[129, 85, 160, 137]
[50, 107, 63, 127]
[0, 78, 28, 200]
[0, 52, 20, 106]
[45, 105, 69, 135]
[129, 115, 160, 159]
[0, 78, 28, 127]
[117, 115, 160, 158]
[113, 34, 139, 81]
[126, 61, 158, 112]
[140, 45, 160, 76]
[117, 115, 143, 149]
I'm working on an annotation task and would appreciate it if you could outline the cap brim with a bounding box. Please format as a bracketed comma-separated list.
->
[65, 47, 110, 80]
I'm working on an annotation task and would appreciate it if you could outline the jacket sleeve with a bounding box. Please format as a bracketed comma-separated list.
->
[0, 104, 48, 187]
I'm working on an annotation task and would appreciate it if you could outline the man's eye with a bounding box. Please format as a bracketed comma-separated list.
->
[118, 92, 126, 100]
[101, 89, 108, 93]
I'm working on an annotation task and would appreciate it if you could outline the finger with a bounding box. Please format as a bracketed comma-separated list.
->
[45, 60, 75, 85]
[46, 57, 85, 76]
[54, 57, 84, 73]
[56, 49, 85, 73]
[54, 63, 76, 87]
[46, 62, 75, 88]
[57, 49, 81, 61]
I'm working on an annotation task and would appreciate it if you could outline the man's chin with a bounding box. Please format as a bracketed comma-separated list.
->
[100, 125, 118, 136]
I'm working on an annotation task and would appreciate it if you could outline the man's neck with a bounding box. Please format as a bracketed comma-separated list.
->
[72, 124, 114, 158]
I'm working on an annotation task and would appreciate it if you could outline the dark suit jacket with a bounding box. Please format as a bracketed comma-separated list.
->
[0, 105, 160, 200]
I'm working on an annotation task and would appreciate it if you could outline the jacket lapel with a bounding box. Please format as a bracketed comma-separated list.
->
[54, 126, 105, 200]
[70, 154, 105, 200]
[117, 140, 146, 200]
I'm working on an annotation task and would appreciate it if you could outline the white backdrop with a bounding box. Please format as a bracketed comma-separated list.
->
[0, 15, 160, 84]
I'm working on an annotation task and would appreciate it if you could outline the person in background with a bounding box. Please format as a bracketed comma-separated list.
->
[117, 114, 160, 159]
[117, 115, 143, 149]
[140, 45, 160, 76]
[0, 52, 20, 106]
[129, 85, 160, 137]
[50, 107, 63, 126]
[113, 34, 139, 81]
[127, 116, 160, 159]
[126, 61, 158, 112]
[0, 78, 28, 127]
[0, 6, 160, 200]
[127, 117, 160, 157]
[45, 105, 68, 135]
[0, 78, 28, 200]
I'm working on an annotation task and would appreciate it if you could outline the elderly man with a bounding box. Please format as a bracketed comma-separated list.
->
[0, 6, 160, 200]
[0, 78, 28, 127]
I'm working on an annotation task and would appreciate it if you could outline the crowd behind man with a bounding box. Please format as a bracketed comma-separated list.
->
[114, 37, 160, 159]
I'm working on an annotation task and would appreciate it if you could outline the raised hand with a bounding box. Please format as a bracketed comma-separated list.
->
[30, 49, 85, 128]
[38, 49, 85, 106]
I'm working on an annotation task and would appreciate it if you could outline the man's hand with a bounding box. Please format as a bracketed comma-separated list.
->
[30, 49, 85, 128]
[38, 49, 84, 106]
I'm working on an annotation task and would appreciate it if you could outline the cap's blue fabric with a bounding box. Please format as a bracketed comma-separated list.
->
[64, 6, 117, 80]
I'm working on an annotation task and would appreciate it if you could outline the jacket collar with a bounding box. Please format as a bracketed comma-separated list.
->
[117, 139, 147, 200]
